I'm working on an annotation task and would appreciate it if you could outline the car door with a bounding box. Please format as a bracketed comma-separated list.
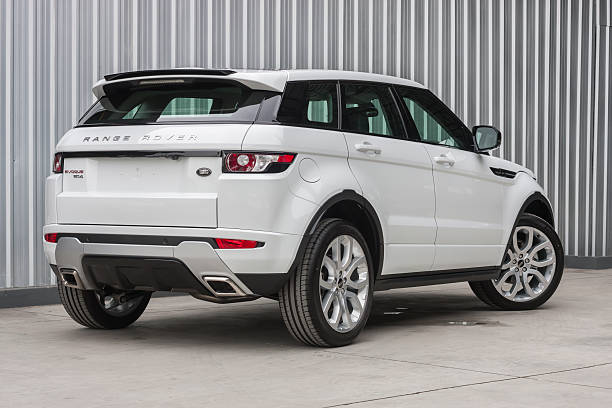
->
[341, 82, 436, 275]
[395, 86, 506, 270]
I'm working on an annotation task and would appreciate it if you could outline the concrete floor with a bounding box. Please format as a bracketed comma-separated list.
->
[1, 268, 611, 407]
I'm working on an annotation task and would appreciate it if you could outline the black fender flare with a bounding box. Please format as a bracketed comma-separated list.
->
[517, 192, 555, 228]
[291, 190, 384, 280]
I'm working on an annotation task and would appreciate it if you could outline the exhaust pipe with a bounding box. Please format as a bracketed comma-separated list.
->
[191, 276, 256, 304]
[201, 276, 246, 297]
[59, 269, 83, 289]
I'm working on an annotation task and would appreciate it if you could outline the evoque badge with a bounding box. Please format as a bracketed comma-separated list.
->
[196, 167, 212, 177]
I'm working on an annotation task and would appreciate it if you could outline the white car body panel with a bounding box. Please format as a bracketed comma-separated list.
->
[343, 132, 436, 274]
[423, 144, 507, 269]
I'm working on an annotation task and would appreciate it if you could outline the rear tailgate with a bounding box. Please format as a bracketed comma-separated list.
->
[56, 124, 249, 228]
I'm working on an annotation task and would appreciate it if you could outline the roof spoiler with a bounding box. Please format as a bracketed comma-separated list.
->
[103, 69, 236, 82]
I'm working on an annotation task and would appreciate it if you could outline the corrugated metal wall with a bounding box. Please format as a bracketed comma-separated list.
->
[0, 0, 611, 289]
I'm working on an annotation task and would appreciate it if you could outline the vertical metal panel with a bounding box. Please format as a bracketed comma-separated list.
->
[1, 0, 10, 289]
[0, 0, 610, 288]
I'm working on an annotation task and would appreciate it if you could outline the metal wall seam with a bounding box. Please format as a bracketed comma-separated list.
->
[564, 1, 572, 251]
[521, 0, 527, 167]
[602, 26, 610, 256]
[584, 0, 594, 257]
[410, 0, 415, 79]
[4, 0, 12, 289]
[592, 14, 600, 257]
[498, 0, 504, 159]
[533, 1, 539, 182]
[574, 0, 583, 255]
[27, 0, 34, 286]
[553, 0, 561, 234]
[543, 0, 551, 201]
[475, 0, 480, 125]
[49, 0, 56, 286]
[510, 0, 516, 163]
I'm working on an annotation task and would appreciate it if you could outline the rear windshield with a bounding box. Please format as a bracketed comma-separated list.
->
[78, 79, 275, 126]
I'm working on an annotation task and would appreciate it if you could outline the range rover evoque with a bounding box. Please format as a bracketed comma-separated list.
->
[44, 69, 564, 346]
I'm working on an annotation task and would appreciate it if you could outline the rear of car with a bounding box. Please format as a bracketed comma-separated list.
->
[44, 70, 314, 305]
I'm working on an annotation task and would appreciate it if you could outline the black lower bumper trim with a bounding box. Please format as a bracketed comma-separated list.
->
[81, 255, 213, 294]
[234, 273, 290, 297]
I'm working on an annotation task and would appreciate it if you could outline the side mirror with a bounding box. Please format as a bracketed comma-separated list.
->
[473, 125, 502, 152]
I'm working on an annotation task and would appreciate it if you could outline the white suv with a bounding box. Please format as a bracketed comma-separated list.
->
[44, 69, 563, 346]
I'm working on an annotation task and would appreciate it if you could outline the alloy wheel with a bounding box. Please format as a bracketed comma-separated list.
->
[494, 225, 556, 302]
[318, 235, 369, 332]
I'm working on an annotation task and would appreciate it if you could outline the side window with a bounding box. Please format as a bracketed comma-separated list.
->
[340, 83, 404, 138]
[396, 87, 474, 150]
[276, 81, 338, 129]
[123, 105, 141, 119]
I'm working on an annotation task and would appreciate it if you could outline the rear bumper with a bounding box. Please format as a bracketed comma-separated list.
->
[44, 224, 301, 297]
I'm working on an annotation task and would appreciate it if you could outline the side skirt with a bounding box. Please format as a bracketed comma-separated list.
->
[374, 266, 499, 291]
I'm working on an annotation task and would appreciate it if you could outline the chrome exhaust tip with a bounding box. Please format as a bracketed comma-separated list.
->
[59, 268, 83, 289]
[201, 276, 246, 298]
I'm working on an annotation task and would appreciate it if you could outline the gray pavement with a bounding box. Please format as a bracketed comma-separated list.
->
[1, 268, 611, 407]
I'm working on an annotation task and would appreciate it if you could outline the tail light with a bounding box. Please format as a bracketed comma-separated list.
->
[223, 152, 295, 173]
[215, 238, 262, 249]
[53, 153, 63, 173]
[44, 233, 59, 243]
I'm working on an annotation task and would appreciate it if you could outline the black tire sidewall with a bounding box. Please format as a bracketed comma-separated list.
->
[306, 221, 374, 346]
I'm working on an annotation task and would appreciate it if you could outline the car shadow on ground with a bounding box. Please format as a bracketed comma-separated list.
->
[57, 289, 515, 349]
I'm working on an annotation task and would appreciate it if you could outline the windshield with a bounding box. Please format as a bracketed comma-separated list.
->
[78, 79, 274, 126]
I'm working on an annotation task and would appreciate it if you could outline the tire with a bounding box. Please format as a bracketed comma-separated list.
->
[470, 213, 564, 310]
[279, 218, 375, 347]
[58, 283, 151, 329]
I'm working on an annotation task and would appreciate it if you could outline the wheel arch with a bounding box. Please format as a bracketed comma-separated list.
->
[519, 192, 555, 228]
[290, 190, 385, 281]
[501, 191, 557, 259]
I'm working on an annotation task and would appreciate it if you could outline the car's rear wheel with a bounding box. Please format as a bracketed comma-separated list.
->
[279, 218, 374, 347]
[470, 213, 564, 310]
[58, 283, 151, 329]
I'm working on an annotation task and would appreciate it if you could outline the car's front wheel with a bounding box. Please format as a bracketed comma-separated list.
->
[279, 218, 374, 347]
[470, 213, 564, 310]
[58, 283, 151, 329]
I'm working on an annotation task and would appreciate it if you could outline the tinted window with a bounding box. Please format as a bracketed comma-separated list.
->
[160, 97, 214, 116]
[396, 86, 474, 150]
[79, 79, 271, 126]
[276, 81, 338, 129]
[341, 83, 404, 138]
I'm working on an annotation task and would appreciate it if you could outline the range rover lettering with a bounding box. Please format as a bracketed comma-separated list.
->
[44, 69, 564, 346]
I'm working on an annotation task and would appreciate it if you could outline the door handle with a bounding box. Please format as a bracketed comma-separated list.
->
[433, 152, 455, 166]
[355, 142, 382, 155]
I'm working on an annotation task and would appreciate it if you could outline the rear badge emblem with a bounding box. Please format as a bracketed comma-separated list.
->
[196, 167, 212, 177]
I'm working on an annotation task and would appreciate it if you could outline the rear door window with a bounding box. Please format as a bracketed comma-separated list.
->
[340, 82, 405, 138]
[79, 79, 274, 126]
[276, 81, 338, 129]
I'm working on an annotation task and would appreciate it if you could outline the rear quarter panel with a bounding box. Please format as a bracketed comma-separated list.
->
[233, 124, 361, 235]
